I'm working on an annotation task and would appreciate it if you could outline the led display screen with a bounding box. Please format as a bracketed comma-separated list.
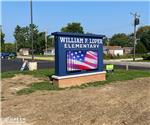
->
[67, 50, 98, 71]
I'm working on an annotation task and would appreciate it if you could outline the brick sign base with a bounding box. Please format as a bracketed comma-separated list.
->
[52, 71, 106, 88]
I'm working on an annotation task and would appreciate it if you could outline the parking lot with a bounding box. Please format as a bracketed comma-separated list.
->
[1, 58, 55, 72]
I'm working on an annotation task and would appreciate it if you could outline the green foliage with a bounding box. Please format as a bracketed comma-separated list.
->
[61, 22, 84, 34]
[15, 69, 150, 95]
[135, 26, 150, 53]
[105, 70, 150, 82]
[110, 33, 132, 47]
[47, 35, 54, 48]
[34, 32, 45, 53]
[107, 26, 150, 53]
[1, 30, 5, 52]
[14, 24, 51, 54]
[4, 43, 16, 52]
[136, 26, 150, 38]
[17, 82, 60, 95]
[12, 23, 150, 55]
[22, 68, 54, 77]
[103, 37, 110, 46]
[17, 88, 35, 95]
[140, 30, 150, 52]
[1, 71, 19, 78]
[142, 54, 150, 60]
[76, 70, 150, 89]
[14, 25, 31, 49]
[1, 69, 54, 79]
[136, 42, 147, 54]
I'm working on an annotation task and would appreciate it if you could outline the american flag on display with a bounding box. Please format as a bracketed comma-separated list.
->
[67, 50, 98, 71]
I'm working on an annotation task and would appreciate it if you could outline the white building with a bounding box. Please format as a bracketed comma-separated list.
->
[104, 46, 124, 56]
[19, 48, 30, 56]
[123, 47, 133, 54]
[44, 48, 55, 56]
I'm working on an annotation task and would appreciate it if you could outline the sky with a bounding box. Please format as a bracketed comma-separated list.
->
[1, 0, 150, 42]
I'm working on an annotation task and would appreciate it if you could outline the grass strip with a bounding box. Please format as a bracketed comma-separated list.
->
[16, 69, 150, 95]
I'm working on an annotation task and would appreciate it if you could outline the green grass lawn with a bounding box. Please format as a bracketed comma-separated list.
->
[17, 82, 62, 95]
[79, 69, 150, 88]
[34, 54, 54, 57]
[1, 69, 54, 79]
[20, 54, 54, 57]
[1, 69, 150, 95]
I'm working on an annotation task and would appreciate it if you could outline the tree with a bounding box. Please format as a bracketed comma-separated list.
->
[127, 25, 150, 53]
[110, 33, 132, 47]
[14, 24, 42, 53]
[1, 29, 5, 52]
[103, 37, 110, 46]
[29, 24, 40, 53]
[140, 30, 150, 52]
[61, 22, 84, 33]
[47, 35, 54, 48]
[132, 25, 150, 53]
[4, 43, 16, 52]
[14, 25, 29, 50]
[36, 32, 45, 53]
[136, 42, 147, 54]
[136, 26, 150, 38]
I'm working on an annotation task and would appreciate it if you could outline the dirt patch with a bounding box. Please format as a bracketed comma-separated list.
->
[1, 76, 150, 125]
[1, 74, 46, 100]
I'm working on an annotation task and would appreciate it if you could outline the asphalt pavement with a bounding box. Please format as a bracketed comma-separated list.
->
[1, 58, 150, 72]
[1, 58, 55, 72]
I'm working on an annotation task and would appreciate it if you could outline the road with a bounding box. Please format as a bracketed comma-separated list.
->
[104, 60, 150, 68]
[104, 60, 150, 70]
[1, 58, 55, 72]
[1, 58, 150, 72]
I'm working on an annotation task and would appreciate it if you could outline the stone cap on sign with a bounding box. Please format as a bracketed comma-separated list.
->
[51, 32, 105, 39]
[52, 71, 106, 80]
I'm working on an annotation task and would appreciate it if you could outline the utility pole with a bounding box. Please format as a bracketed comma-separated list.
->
[130, 12, 140, 61]
[45, 29, 48, 54]
[30, 0, 34, 60]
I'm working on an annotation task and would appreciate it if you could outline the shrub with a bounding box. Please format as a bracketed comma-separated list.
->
[142, 54, 150, 60]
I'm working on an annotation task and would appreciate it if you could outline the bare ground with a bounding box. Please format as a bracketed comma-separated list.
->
[1, 75, 45, 100]
[1, 75, 150, 125]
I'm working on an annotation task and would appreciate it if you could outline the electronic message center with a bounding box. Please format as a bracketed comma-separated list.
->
[52, 32, 106, 88]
